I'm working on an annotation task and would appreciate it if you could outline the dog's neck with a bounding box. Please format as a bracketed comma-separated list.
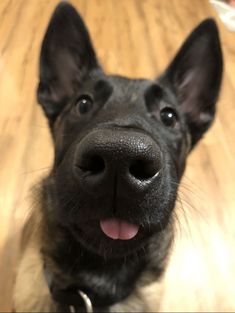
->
[41, 221, 148, 309]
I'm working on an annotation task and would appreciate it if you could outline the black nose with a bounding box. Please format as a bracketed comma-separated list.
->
[74, 129, 161, 194]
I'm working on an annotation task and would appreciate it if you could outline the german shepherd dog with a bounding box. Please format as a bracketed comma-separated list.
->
[13, 2, 223, 312]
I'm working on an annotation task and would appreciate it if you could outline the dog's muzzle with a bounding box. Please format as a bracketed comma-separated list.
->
[74, 128, 161, 196]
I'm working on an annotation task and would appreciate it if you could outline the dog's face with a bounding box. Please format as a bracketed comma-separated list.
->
[38, 3, 222, 258]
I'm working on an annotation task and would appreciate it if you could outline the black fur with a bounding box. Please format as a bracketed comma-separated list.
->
[37, 2, 223, 311]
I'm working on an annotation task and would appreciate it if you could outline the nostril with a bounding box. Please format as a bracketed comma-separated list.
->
[79, 155, 105, 174]
[129, 159, 159, 180]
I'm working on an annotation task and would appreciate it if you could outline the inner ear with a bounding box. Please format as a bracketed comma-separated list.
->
[160, 19, 223, 147]
[37, 3, 102, 122]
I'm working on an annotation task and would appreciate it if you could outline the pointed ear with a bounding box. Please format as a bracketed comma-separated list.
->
[161, 19, 223, 147]
[37, 2, 101, 121]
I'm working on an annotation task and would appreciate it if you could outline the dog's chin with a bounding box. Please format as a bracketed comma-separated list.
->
[70, 219, 155, 259]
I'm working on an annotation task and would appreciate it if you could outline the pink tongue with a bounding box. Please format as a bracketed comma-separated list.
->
[100, 218, 139, 240]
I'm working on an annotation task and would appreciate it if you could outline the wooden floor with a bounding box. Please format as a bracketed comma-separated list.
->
[0, 0, 235, 311]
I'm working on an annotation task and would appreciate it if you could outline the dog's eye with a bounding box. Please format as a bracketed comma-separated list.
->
[75, 95, 93, 114]
[160, 107, 178, 128]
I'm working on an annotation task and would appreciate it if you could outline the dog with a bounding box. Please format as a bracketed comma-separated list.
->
[13, 2, 223, 312]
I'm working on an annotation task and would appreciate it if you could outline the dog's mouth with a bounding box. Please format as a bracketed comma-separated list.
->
[100, 218, 139, 240]
[70, 218, 153, 258]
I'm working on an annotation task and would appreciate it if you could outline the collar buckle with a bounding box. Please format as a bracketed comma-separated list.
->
[69, 290, 93, 313]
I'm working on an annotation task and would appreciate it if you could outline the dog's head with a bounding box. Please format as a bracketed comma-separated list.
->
[38, 3, 223, 258]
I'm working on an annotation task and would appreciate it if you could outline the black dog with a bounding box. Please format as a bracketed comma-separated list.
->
[14, 2, 223, 312]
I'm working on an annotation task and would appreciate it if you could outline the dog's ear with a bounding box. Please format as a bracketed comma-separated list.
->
[37, 2, 101, 122]
[161, 19, 223, 147]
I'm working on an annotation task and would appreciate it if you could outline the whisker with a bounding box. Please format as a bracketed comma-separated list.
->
[20, 166, 52, 175]
[175, 197, 193, 240]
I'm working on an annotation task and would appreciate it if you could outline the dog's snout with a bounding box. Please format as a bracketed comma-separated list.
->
[75, 129, 161, 194]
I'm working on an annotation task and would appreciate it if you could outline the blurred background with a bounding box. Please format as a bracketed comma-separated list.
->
[0, 0, 235, 311]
